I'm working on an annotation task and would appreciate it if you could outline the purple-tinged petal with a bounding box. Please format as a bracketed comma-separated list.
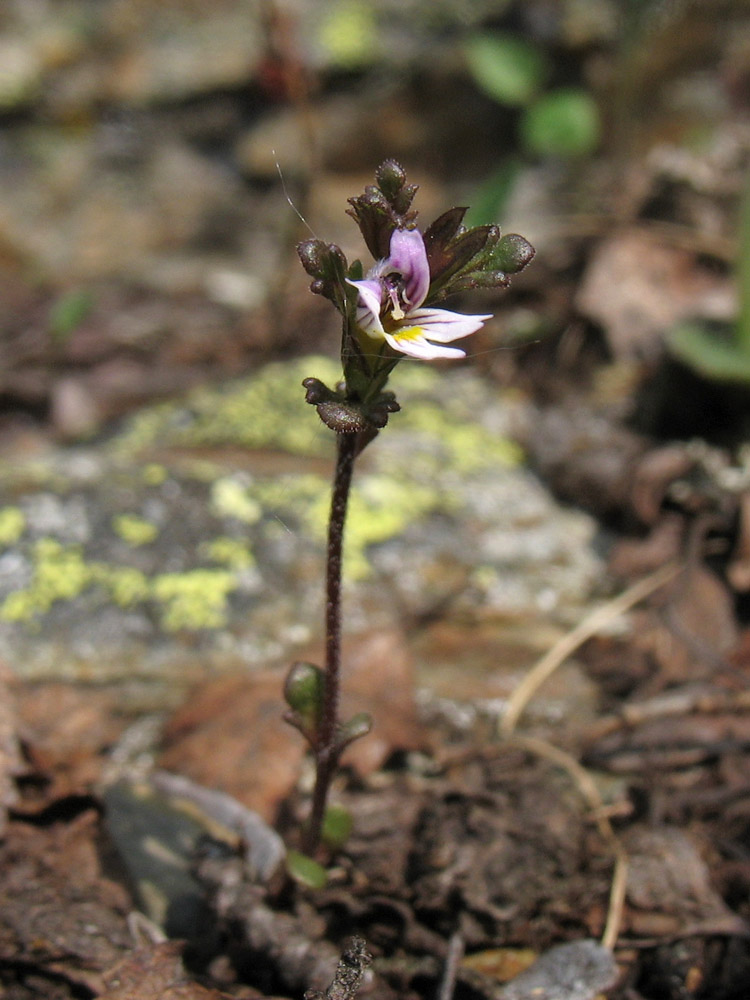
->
[388, 229, 430, 308]
[348, 278, 385, 338]
[383, 327, 467, 360]
[407, 307, 492, 342]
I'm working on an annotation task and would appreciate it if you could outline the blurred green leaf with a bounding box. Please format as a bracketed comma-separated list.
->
[521, 88, 600, 158]
[464, 32, 546, 107]
[736, 170, 750, 354]
[667, 172, 750, 383]
[286, 849, 328, 889]
[668, 322, 750, 385]
[318, 1, 379, 68]
[321, 803, 353, 849]
[465, 159, 520, 227]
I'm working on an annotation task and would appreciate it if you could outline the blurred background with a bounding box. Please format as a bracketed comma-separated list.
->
[1, 0, 747, 444]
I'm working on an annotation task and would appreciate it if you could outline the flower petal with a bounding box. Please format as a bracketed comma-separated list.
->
[388, 229, 430, 309]
[348, 278, 385, 338]
[383, 326, 467, 360]
[408, 307, 492, 342]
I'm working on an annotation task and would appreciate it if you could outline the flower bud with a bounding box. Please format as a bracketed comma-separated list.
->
[375, 159, 407, 196]
[284, 660, 324, 711]
[296, 241, 348, 307]
[301, 377, 335, 405]
[284, 661, 325, 742]
[488, 233, 536, 274]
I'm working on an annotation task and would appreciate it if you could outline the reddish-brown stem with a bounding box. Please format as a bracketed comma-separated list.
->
[303, 431, 358, 855]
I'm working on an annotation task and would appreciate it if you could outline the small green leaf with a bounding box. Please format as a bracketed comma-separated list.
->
[286, 849, 328, 889]
[338, 711, 372, 749]
[464, 33, 546, 107]
[668, 321, 750, 384]
[321, 803, 353, 849]
[521, 88, 600, 158]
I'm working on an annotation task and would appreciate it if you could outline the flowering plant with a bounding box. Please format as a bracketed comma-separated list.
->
[284, 162, 534, 864]
[298, 160, 534, 440]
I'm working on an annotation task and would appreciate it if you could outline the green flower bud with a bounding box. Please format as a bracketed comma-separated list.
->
[488, 233, 536, 274]
[375, 159, 418, 215]
[284, 661, 325, 742]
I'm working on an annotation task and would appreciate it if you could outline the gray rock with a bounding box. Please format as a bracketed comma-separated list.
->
[0, 357, 604, 709]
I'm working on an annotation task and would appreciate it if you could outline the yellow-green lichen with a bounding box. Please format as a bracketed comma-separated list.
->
[0, 538, 236, 631]
[256, 471, 438, 581]
[142, 463, 168, 486]
[92, 564, 150, 607]
[1, 539, 90, 622]
[399, 402, 523, 473]
[210, 477, 262, 524]
[150, 569, 237, 631]
[112, 513, 159, 547]
[114, 356, 340, 458]
[112, 355, 521, 483]
[201, 536, 255, 570]
[334, 476, 437, 580]
[252, 473, 329, 518]
[0, 507, 26, 546]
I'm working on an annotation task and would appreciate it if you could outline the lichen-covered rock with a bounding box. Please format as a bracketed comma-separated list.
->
[0, 356, 603, 706]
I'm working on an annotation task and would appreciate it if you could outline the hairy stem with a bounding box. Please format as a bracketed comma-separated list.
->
[303, 431, 358, 854]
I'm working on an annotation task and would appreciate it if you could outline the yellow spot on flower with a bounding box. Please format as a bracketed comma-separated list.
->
[391, 325, 423, 343]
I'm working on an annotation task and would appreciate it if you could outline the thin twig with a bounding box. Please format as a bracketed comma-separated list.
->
[436, 932, 464, 1000]
[500, 562, 681, 738]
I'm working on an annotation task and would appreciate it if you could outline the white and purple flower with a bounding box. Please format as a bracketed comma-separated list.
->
[348, 228, 492, 361]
